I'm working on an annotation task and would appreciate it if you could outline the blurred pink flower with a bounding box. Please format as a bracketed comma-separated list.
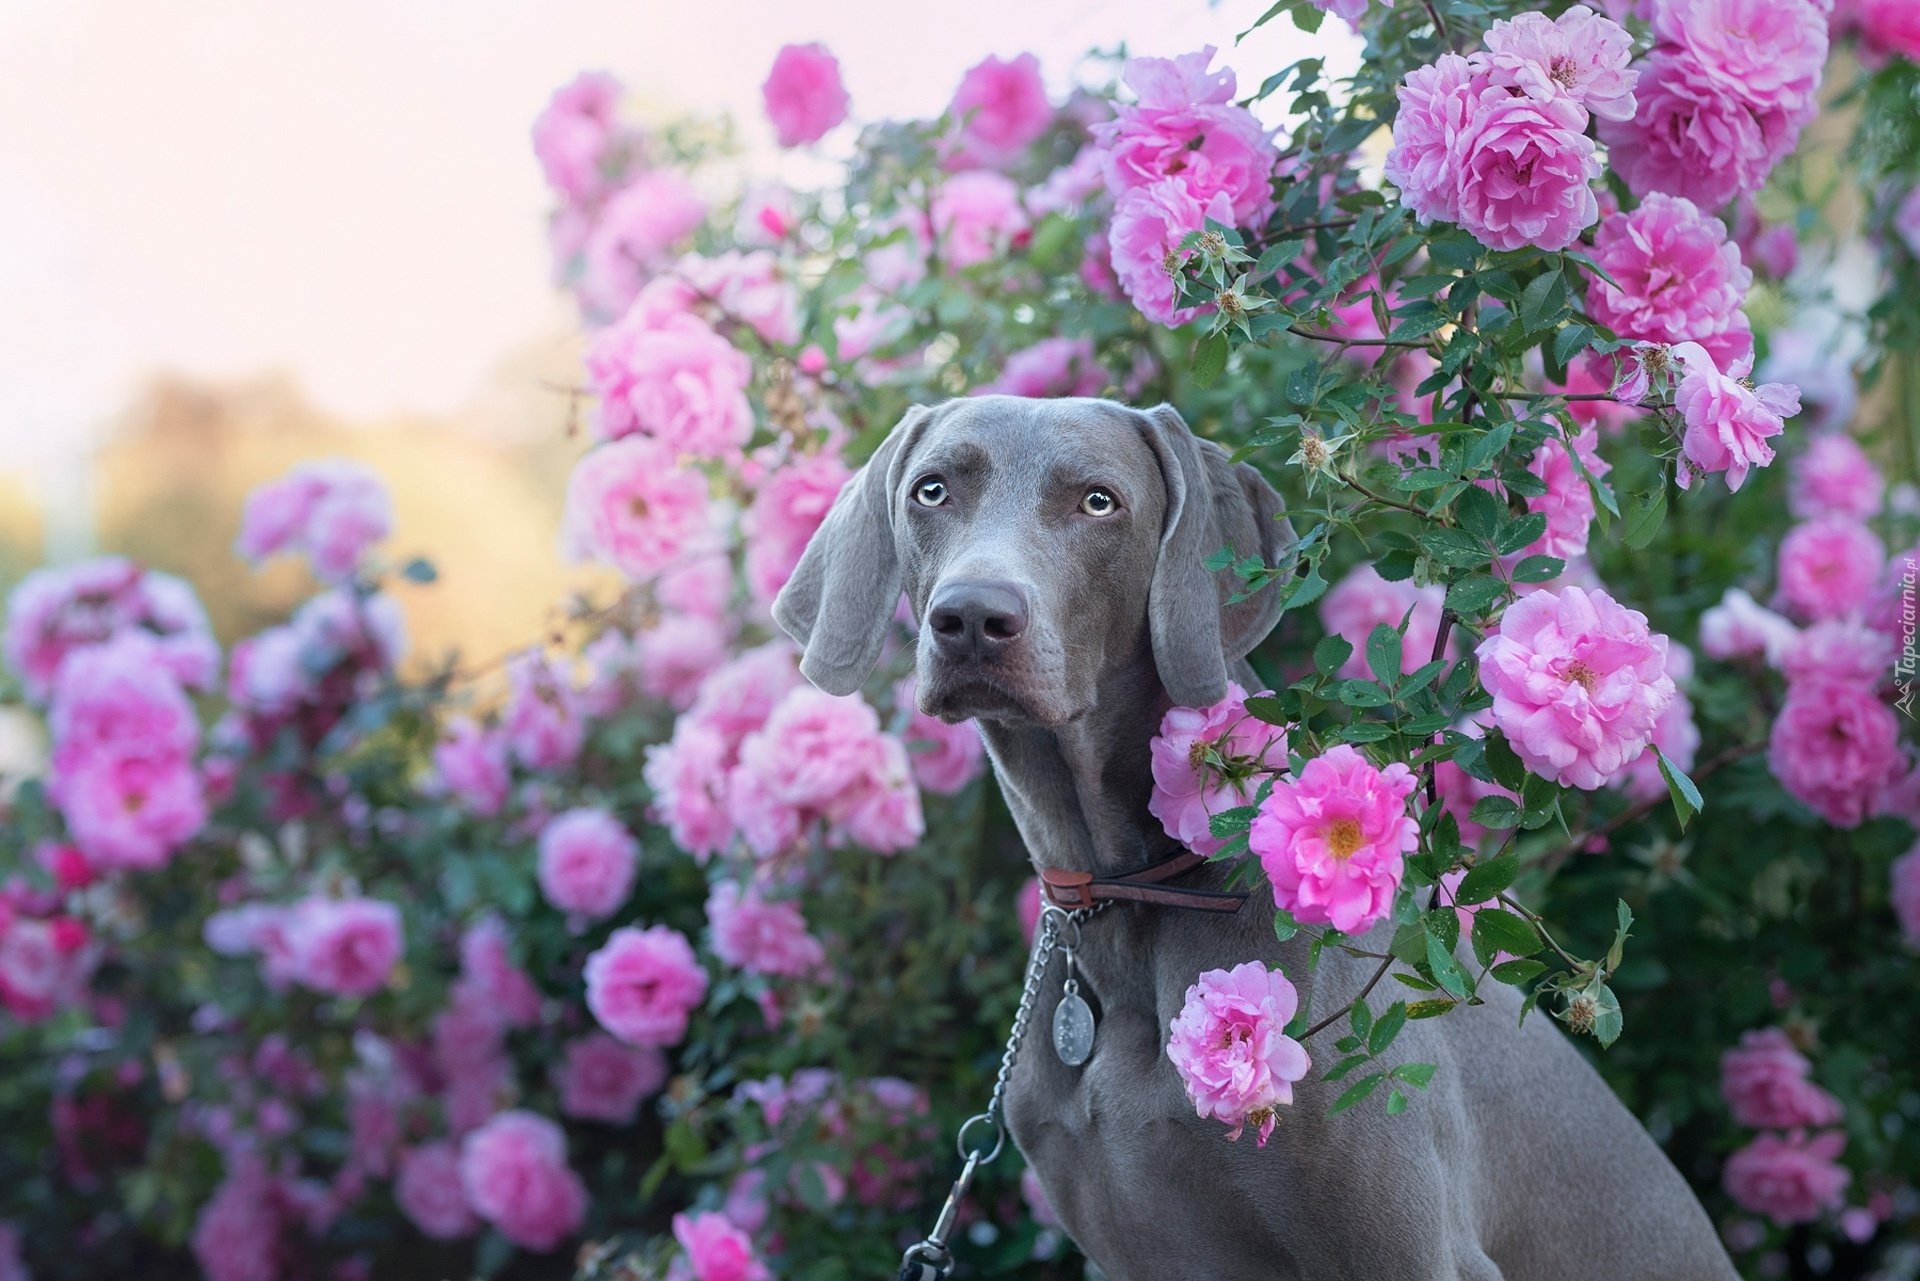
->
[191, 1157, 282, 1281]
[1599, 53, 1806, 209]
[1891, 843, 1920, 945]
[562, 438, 713, 581]
[1699, 587, 1797, 663]
[1584, 195, 1753, 370]
[1093, 47, 1278, 224]
[1476, 586, 1676, 790]
[946, 53, 1052, 168]
[1790, 434, 1884, 521]
[288, 897, 403, 999]
[433, 718, 510, 816]
[1252, 744, 1418, 933]
[458, 1111, 588, 1252]
[744, 452, 851, 609]
[930, 171, 1031, 270]
[536, 807, 640, 922]
[674, 251, 802, 347]
[645, 719, 737, 860]
[1611, 644, 1701, 801]
[1516, 426, 1610, 563]
[555, 1032, 667, 1124]
[1856, 0, 1920, 61]
[1165, 961, 1310, 1145]
[631, 613, 731, 711]
[1320, 564, 1447, 679]
[1776, 619, 1895, 688]
[1148, 681, 1287, 857]
[531, 71, 626, 203]
[1723, 1131, 1850, 1225]
[1777, 516, 1886, 622]
[394, 1142, 479, 1240]
[584, 924, 709, 1048]
[3, 557, 219, 703]
[706, 880, 826, 979]
[671, 1210, 770, 1281]
[502, 651, 585, 772]
[761, 43, 849, 147]
[1721, 1028, 1845, 1129]
[1894, 187, 1920, 259]
[988, 337, 1104, 398]
[1768, 679, 1902, 827]
[456, 915, 543, 1030]
[236, 459, 392, 584]
[897, 676, 987, 795]
[586, 310, 754, 456]
[579, 172, 708, 319]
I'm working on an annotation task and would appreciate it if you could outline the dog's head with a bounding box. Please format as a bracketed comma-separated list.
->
[773, 396, 1294, 726]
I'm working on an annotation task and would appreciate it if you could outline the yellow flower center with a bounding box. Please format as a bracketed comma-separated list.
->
[1565, 660, 1597, 692]
[1326, 818, 1363, 860]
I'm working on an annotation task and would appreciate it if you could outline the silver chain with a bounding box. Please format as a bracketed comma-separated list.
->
[896, 901, 1108, 1280]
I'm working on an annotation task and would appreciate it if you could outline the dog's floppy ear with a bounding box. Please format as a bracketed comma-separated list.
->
[1138, 403, 1296, 708]
[772, 405, 934, 695]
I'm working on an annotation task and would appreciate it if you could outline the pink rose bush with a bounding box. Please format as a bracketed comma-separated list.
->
[1251, 745, 1418, 933]
[1165, 961, 1311, 1145]
[670, 1211, 771, 1281]
[761, 43, 849, 148]
[1320, 565, 1447, 679]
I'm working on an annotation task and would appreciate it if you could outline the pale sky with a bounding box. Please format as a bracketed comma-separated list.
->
[0, 0, 1360, 468]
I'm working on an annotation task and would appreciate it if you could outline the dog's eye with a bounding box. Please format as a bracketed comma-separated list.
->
[912, 477, 948, 508]
[1080, 487, 1118, 517]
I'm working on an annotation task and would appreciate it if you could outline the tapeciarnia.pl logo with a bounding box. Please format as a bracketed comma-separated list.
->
[1897, 556, 1917, 721]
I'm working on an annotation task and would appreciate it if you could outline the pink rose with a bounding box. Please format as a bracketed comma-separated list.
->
[988, 337, 1105, 398]
[1515, 425, 1610, 563]
[836, 735, 925, 854]
[1165, 961, 1310, 1145]
[1699, 587, 1797, 663]
[3, 557, 219, 703]
[1092, 47, 1278, 225]
[1599, 53, 1805, 209]
[1584, 195, 1753, 370]
[946, 53, 1052, 168]
[1652, 0, 1827, 115]
[584, 924, 709, 1047]
[1891, 843, 1920, 945]
[1106, 179, 1233, 328]
[49, 753, 205, 873]
[395, 1141, 479, 1240]
[1476, 5, 1639, 121]
[1476, 586, 1676, 790]
[644, 720, 737, 860]
[455, 915, 543, 1030]
[531, 71, 626, 203]
[1449, 86, 1600, 251]
[190, 1158, 282, 1281]
[1385, 54, 1481, 228]
[761, 43, 849, 148]
[1320, 565, 1447, 679]
[536, 807, 640, 921]
[1251, 744, 1418, 933]
[562, 438, 712, 581]
[1856, 0, 1920, 62]
[930, 171, 1030, 271]
[1777, 516, 1886, 621]
[1775, 619, 1895, 688]
[1723, 1131, 1851, 1226]
[706, 880, 827, 979]
[579, 172, 707, 319]
[458, 1111, 588, 1252]
[501, 651, 585, 772]
[236, 459, 392, 584]
[635, 613, 731, 711]
[1768, 679, 1902, 827]
[287, 897, 403, 999]
[585, 310, 753, 456]
[1720, 1028, 1845, 1129]
[555, 1031, 668, 1124]
[897, 675, 987, 795]
[673, 251, 801, 347]
[744, 452, 852, 609]
[433, 718, 510, 816]
[1148, 681, 1288, 857]
[1611, 646, 1701, 801]
[1672, 342, 1800, 494]
[1791, 433, 1884, 522]
[671, 1210, 770, 1281]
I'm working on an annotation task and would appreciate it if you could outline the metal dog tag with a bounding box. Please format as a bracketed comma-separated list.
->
[1052, 986, 1096, 1067]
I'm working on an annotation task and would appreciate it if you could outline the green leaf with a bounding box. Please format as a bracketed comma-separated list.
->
[1606, 900, 1634, 974]
[1445, 575, 1504, 615]
[1369, 1001, 1408, 1055]
[1464, 421, 1515, 471]
[1291, 0, 1327, 32]
[1314, 633, 1354, 677]
[1338, 679, 1391, 708]
[1390, 1061, 1438, 1088]
[1495, 513, 1548, 555]
[1350, 999, 1374, 1044]
[1329, 1072, 1386, 1114]
[1192, 332, 1230, 388]
[1407, 998, 1457, 1019]
[1209, 806, 1258, 838]
[400, 556, 438, 584]
[1397, 468, 1455, 492]
[1385, 1088, 1410, 1116]
[1591, 982, 1624, 1048]
[1468, 795, 1521, 829]
[1472, 908, 1544, 958]
[1453, 854, 1520, 904]
[1367, 624, 1403, 687]
[1203, 546, 1236, 572]
[1454, 485, 1504, 539]
[1553, 322, 1595, 368]
[1655, 746, 1704, 830]
[1510, 554, 1565, 584]
[1520, 267, 1563, 332]
[1422, 528, 1490, 568]
[1272, 909, 1299, 942]
[1284, 567, 1330, 611]
[1425, 929, 1470, 999]
[1483, 734, 1528, 792]
[1243, 695, 1292, 725]
[1323, 1053, 1372, 1083]
[1622, 485, 1667, 551]
[1490, 957, 1547, 986]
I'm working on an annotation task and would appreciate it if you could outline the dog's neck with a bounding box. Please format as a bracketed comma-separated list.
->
[976, 654, 1177, 877]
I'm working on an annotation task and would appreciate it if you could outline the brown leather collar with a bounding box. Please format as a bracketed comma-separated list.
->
[1038, 849, 1250, 914]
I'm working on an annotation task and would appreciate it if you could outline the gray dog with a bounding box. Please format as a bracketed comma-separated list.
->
[774, 396, 1738, 1280]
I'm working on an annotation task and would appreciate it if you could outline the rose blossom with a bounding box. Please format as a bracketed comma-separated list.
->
[989, 337, 1105, 398]
[1776, 619, 1895, 688]
[1476, 6, 1639, 121]
[585, 310, 754, 456]
[1776, 517, 1886, 622]
[555, 1032, 668, 1124]
[761, 43, 849, 147]
[744, 452, 851, 609]
[1450, 86, 1600, 251]
[458, 1111, 588, 1252]
[1148, 681, 1288, 857]
[562, 438, 712, 581]
[395, 1142, 478, 1240]
[1092, 47, 1278, 225]
[1721, 1028, 1845, 1129]
[672, 251, 802, 347]
[1599, 53, 1801, 209]
[1165, 961, 1310, 1145]
[945, 53, 1052, 168]
[1892, 843, 1920, 945]
[1723, 1131, 1851, 1226]
[236, 458, 393, 583]
[898, 676, 987, 795]
[287, 897, 403, 999]
[929, 171, 1030, 270]
[633, 613, 730, 711]
[1584, 195, 1753, 369]
[584, 924, 709, 1047]
[644, 720, 737, 859]
[1384, 54, 1480, 228]
[1320, 565, 1448, 679]
[1768, 679, 1902, 827]
[531, 71, 625, 203]
[578, 171, 708, 319]
[536, 807, 640, 921]
[1107, 179, 1233, 328]
[1671, 342, 1800, 494]
[671, 1210, 770, 1281]
[1791, 434, 1884, 521]
[3, 557, 220, 703]
[1476, 586, 1676, 790]
[433, 718, 510, 816]
[501, 651, 584, 772]
[1699, 587, 1797, 662]
[706, 880, 826, 978]
[1652, 0, 1827, 116]
[1611, 644, 1701, 801]
[1251, 745, 1418, 933]
[1856, 0, 1920, 62]
[1516, 425, 1609, 563]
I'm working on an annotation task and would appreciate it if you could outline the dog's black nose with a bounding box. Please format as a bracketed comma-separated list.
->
[928, 580, 1029, 658]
